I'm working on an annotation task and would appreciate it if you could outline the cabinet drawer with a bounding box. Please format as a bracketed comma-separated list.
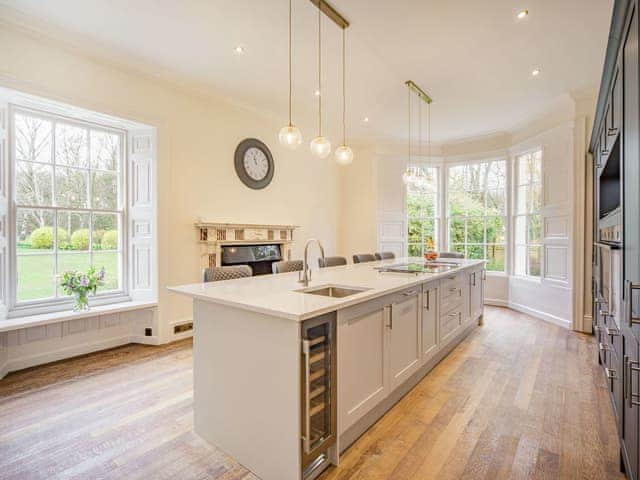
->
[439, 309, 462, 344]
[440, 287, 463, 315]
[440, 273, 464, 294]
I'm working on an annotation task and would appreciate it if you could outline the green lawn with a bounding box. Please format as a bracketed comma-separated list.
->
[17, 249, 119, 301]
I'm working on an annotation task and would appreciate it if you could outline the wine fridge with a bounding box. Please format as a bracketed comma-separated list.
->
[300, 313, 336, 480]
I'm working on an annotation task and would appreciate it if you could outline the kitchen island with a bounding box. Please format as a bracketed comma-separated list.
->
[169, 257, 485, 480]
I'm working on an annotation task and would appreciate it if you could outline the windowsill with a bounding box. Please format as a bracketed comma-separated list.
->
[0, 300, 158, 333]
[510, 274, 542, 284]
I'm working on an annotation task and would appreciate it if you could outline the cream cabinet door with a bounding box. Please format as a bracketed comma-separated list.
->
[389, 291, 421, 391]
[422, 286, 438, 361]
[338, 306, 388, 434]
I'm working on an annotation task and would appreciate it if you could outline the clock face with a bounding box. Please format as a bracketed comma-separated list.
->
[243, 147, 269, 181]
[234, 138, 274, 190]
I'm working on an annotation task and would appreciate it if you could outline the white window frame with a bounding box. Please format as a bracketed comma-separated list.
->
[406, 164, 441, 257]
[512, 148, 543, 280]
[8, 106, 130, 316]
[445, 158, 508, 272]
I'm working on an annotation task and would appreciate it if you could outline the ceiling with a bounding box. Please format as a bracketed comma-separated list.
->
[0, 0, 614, 146]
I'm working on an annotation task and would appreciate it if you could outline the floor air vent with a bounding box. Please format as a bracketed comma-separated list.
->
[174, 322, 194, 334]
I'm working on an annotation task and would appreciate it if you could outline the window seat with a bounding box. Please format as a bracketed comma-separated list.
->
[0, 300, 157, 333]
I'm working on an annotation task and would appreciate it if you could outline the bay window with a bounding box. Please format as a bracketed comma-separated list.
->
[513, 149, 542, 277]
[406, 166, 440, 257]
[446, 160, 507, 271]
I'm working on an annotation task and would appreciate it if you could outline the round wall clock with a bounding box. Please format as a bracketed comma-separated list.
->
[234, 138, 275, 190]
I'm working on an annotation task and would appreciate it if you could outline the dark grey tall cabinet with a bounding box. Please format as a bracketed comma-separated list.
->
[592, 2, 640, 479]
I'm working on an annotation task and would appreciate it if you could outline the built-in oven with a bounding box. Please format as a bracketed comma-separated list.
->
[300, 313, 336, 480]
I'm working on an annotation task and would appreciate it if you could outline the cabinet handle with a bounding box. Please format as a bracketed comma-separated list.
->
[605, 367, 617, 391]
[449, 287, 457, 293]
[608, 127, 618, 136]
[385, 304, 392, 330]
[627, 281, 640, 326]
[301, 339, 311, 454]
[425, 290, 430, 310]
[602, 149, 610, 155]
[599, 342, 610, 364]
[472, 272, 476, 287]
[606, 327, 619, 338]
[629, 359, 640, 407]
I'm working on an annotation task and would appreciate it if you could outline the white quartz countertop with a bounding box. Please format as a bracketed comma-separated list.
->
[168, 257, 485, 321]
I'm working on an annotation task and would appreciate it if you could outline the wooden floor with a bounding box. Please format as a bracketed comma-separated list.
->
[0, 307, 625, 480]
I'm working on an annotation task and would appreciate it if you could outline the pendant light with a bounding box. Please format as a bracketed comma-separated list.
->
[335, 28, 353, 165]
[402, 81, 433, 186]
[310, 0, 331, 159]
[278, 0, 302, 149]
[402, 85, 418, 185]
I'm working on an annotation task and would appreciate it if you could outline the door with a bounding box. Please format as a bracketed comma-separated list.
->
[469, 268, 484, 323]
[389, 289, 421, 390]
[337, 306, 388, 433]
[422, 285, 438, 361]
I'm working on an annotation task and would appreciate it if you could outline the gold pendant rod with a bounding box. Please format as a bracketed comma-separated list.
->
[405, 80, 433, 104]
[308, 0, 349, 29]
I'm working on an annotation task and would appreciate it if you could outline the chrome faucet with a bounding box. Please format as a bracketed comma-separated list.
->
[299, 238, 325, 287]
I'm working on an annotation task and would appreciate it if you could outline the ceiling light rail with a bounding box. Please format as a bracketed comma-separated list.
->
[308, 0, 349, 29]
[405, 80, 432, 104]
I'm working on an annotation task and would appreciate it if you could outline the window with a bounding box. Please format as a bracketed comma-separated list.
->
[13, 109, 125, 306]
[407, 166, 440, 257]
[514, 149, 542, 277]
[447, 160, 506, 271]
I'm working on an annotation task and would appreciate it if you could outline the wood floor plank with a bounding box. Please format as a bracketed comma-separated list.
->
[0, 307, 626, 480]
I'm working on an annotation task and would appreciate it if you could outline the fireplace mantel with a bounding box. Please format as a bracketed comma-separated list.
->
[196, 221, 298, 269]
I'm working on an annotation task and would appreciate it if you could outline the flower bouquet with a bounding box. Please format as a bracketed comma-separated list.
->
[60, 266, 106, 311]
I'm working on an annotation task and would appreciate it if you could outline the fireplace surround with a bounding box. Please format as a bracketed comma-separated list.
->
[196, 221, 298, 276]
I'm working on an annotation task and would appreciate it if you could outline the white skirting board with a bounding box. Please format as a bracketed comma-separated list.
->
[0, 306, 160, 379]
[484, 299, 571, 329]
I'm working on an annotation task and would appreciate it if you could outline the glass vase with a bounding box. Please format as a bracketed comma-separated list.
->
[73, 291, 90, 312]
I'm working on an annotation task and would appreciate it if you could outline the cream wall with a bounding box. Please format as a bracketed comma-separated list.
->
[0, 24, 340, 339]
[336, 145, 377, 258]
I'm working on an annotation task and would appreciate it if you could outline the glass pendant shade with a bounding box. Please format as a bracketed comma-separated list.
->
[402, 168, 414, 185]
[310, 136, 332, 159]
[278, 124, 302, 149]
[334, 145, 353, 165]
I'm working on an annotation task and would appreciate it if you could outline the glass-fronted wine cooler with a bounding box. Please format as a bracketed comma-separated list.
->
[300, 313, 336, 479]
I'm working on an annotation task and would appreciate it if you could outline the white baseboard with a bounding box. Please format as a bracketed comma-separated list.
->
[508, 301, 571, 329]
[6, 334, 131, 373]
[484, 298, 509, 307]
[130, 335, 161, 345]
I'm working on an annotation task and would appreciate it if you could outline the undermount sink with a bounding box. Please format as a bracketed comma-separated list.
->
[297, 285, 370, 298]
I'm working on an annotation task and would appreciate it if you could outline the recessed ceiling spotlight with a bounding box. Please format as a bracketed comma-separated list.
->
[531, 68, 541, 77]
[314, 89, 321, 96]
[363, 117, 370, 123]
[517, 9, 529, 20]
[234, 45, 245, 54]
